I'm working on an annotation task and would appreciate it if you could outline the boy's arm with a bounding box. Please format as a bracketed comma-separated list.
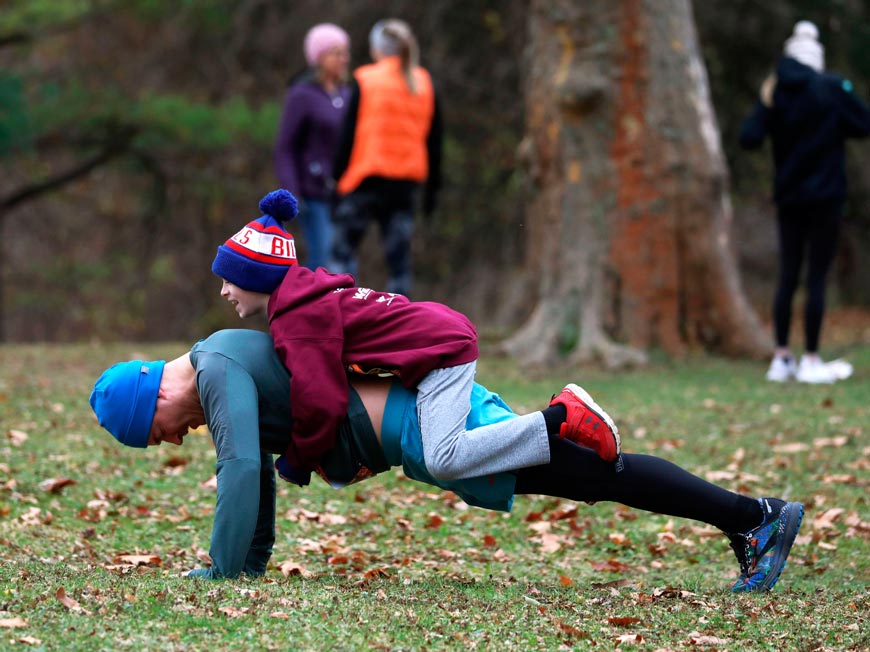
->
[274, 336, 350, 470]
[188, 354, 274, 579]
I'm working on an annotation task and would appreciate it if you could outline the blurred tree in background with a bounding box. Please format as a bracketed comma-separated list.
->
[0, 0, 867, 352]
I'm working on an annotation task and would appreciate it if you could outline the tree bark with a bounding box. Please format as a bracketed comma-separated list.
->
[505, 0, 769, 367]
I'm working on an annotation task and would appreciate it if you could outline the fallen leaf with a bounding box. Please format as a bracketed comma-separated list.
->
[361, 567, 390, 580]
[425, 514, 444, 528]
[7, 430, 28, 445]
[277, 561, 313, 578]
[18, 636, 42, 645]
[39, 477, 76, 494]
[538, 532, 562, 554]
[482, 534, 497, 548]
[555, 620, 587, 638]
[615, 633, 644, 645]
[218, 606, 250, 618]
[559, 575, 574, 587]
[0, 617, 27, 628]
[56, 587, 90, 614]
[772, 442, 810, 453]
[199, 475, 218, 491]
[609, 616, 641, 627]
[114, 554, 162, 567]
[686, 631, 729, 645]
[590, 559, 631, 573]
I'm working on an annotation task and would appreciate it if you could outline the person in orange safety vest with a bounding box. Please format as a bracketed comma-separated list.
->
[331, 18, 442, 298]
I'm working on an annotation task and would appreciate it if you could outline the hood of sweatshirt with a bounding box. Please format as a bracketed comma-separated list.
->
[776, 56, 817, 89]
[268, 265, 355, 319]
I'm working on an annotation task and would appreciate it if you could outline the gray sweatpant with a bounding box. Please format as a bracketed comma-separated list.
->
[416, 362, 551, 481]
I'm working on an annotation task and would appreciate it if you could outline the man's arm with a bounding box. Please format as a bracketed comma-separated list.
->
[188, 354, 276, 579]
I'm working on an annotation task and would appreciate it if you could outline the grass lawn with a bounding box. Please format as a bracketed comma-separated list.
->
[1, 331, 868, 651]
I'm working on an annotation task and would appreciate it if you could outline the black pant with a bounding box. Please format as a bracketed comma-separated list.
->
[773, 202, 842, 352]
[332, 181, 418, 297]
[514, 435, 760, 534]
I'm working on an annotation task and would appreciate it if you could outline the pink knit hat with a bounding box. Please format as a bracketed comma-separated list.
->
[303, 23, 350, 67]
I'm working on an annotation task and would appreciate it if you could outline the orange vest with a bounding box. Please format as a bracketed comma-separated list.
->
[337, 56, 435, 195]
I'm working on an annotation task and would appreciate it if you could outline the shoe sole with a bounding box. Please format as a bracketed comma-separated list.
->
[757, 501, 804, 591]
[563, 383, 621, 460]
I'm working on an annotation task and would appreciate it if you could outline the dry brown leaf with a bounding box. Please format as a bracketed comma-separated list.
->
[277, 561, 313, 578]
[772, 442, 810, 453]
[538, 532, 562, 554]
[114, 554, 162, 567]
[555, 620, 587, 638]
[559, 575, 574, 587]
[686, 632, 730, 645]
[608, 532, 631, 547]
[0, 617, 27, 628]
[361, 567, 390, 580]
[425, 513, 444, 528]
[199, 475, 218, 491]
[608, 616, 641, 627]
[615, 633, 644, 645]
[7, 430, 28, 446]
[482, 534, 497, 548]
[39, 477, 76, 494]
[813, 436, 849, 448]
[56, 587, 90, 614]
[18, 636, 42, 645]
[218, 606, 250, 618]
[270, 611, 290, 619]
[589, 559, 631, 573]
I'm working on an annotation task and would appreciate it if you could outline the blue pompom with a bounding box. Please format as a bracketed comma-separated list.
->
[259, 189, 299, 222]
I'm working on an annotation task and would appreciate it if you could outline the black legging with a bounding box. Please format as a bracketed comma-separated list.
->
[514, 435, 761, 535]
[773, 201, 842, 352]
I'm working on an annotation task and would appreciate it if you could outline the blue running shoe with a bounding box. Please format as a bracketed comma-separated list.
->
[728, 498, 804, 593]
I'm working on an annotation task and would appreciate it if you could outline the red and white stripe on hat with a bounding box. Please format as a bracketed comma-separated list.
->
[225, 220, 297, 265]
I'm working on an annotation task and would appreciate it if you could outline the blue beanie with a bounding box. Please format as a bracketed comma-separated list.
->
[211, 189, 299, 293]
[89, 360, 165, 448]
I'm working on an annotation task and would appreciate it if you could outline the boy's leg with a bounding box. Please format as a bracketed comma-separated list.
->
[417, 363, 550, 481]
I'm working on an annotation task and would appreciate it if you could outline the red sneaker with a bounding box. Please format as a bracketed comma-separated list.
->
[549, 384, 620, 462]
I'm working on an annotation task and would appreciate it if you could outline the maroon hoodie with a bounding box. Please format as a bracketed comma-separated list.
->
[268, 265, 478, 469]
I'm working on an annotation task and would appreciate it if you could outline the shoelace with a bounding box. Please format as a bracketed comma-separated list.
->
[728, 533, 751, 577]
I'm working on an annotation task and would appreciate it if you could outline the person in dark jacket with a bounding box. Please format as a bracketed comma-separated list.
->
[740, 20, 870, 384]
[210, 190, 621, 489]
[331, 19, 443, 297]
[274, 23, 351, 270]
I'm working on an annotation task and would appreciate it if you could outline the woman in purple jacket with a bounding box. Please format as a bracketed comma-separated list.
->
[274, 23, 352, 270]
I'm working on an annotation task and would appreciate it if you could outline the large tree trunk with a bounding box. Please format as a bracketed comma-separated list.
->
[505, 0, 769, 368]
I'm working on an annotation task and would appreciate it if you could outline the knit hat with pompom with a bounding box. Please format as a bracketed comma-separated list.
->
[784, 20, 824, 72]
[211, 189, 299, 294]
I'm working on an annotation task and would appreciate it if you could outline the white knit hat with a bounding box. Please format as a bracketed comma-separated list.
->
[784, 21, 825, 72]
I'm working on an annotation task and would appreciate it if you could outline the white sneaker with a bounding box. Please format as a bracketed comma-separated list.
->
[826, 358, 854, 381]
[766, 356, 797, 382]
[796, 356, 836, 384]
